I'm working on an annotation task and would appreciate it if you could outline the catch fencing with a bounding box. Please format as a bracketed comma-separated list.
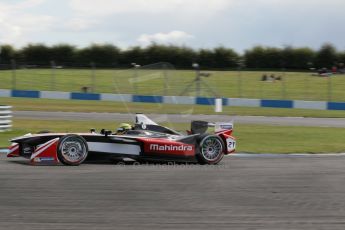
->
[1, 62, 345, 102]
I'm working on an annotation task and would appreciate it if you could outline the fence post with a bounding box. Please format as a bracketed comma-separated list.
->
[237, 59, 244, 98]
[328, 76, 332, 102]
[11, 59, 16, 89]
[90, 62, 96, 93]
[281, 68, 286, 99]
[0, 105, 12, 132]
[237, 66, 243, 98]
[131, 63, 140, 94]
[50, 60, 56, 91]
[304, 74, 310, 100]
[305, 62, 314, 100]
[163, 63, 168, 96]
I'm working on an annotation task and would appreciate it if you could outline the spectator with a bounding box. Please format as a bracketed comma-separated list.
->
[261, 74, 268, 81]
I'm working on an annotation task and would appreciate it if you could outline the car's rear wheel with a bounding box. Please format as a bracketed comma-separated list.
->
[57, 134, 88, 166]
[197, 135, 224, 165]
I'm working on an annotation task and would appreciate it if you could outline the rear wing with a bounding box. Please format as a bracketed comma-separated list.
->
[214, 122, 233, 133]
[190, 121, 233, 134]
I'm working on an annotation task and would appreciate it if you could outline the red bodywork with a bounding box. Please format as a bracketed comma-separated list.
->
[7, 143, 20, 157]
[217, 129, 236, 154]
[29, 138, 60, 164]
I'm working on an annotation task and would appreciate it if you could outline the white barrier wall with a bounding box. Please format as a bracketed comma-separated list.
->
[0, 105, 12, 132]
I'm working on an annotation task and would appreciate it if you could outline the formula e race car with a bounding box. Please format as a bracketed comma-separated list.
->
[7, 114, 236, 165]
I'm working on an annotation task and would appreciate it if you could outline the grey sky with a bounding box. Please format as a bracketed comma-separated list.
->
[0, 0, 344, 52]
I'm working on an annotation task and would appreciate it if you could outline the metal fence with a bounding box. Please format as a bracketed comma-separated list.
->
[1, 61, 344, 102]
[0, 105, 12, 132]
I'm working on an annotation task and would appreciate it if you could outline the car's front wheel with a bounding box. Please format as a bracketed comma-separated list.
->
[196, 135, 224, 165]
[57, 134, 88, 166]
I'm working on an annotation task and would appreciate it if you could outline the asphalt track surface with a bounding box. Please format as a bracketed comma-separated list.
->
[13, 111, 345, 127]
[1, 154, 345, 230]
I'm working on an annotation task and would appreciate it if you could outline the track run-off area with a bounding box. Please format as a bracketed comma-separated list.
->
[1, 154, 345, 230]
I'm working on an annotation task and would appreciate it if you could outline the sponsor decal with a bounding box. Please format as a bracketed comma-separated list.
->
[145, 142, 195, 156]
[226, 137, 236, 153]
[23, 146, 33, 155]
[33, 156, 57, 163]
[39, 157, 55, 162]
[150, 144, 193, 152]
[220, 124, 233, 130]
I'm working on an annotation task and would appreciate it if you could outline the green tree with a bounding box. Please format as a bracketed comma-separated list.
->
[0, 44, 15, 64]
[197, 49, 215, 68]
[315, 43, 337, 68]
[75, 44, 120, 67]
[137, 44, 197, 68]
[213, 47, 238, 68]
[171, 46, 197, 68]
[336, 52, 345, 71]
[282, 46, 315, 69]
[20, 43, 51, 65]
[119, 46, 146, 67]
[50, 44, 76, 66]
[244, 46, 271, 68]
[264, 47, 283, 68]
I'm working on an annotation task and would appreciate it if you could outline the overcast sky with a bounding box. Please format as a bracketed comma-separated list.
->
[0, 0, 344, 52]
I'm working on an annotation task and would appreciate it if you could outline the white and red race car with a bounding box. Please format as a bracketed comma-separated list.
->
[7, 114, 236, 165]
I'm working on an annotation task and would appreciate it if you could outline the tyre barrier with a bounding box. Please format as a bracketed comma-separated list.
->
[0, 105, 12, 132]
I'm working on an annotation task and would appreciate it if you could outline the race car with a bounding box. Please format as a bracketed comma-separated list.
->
[7, 114, 236, 165]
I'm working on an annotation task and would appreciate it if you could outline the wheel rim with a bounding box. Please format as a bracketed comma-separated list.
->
[200, 137, 223, 161]
[61, 137, 87, 163]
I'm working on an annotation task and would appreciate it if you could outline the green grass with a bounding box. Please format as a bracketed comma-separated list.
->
[238, 124, 345, 153]
[2, 97, 345, 118]
[1, 119, 345, 153]
[1, 69, 345, 101]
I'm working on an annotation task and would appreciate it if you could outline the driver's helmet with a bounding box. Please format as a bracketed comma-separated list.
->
[116, 123, 132, 134]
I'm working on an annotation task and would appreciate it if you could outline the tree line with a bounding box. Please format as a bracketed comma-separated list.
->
[0, 43, 344, 70]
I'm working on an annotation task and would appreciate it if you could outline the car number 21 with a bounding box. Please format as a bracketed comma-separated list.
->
[226, 138, 236, 152]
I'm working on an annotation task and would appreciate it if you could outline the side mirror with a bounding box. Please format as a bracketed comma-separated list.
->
[100, 129, 112, 136]
[104, 130, 112, 137]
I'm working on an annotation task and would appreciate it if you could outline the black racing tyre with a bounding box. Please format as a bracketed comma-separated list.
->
[57, 134, 88, 166]
[196, 135, 224, 165]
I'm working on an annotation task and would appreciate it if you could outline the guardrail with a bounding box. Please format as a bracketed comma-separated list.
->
[0, 105, 12, 132]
